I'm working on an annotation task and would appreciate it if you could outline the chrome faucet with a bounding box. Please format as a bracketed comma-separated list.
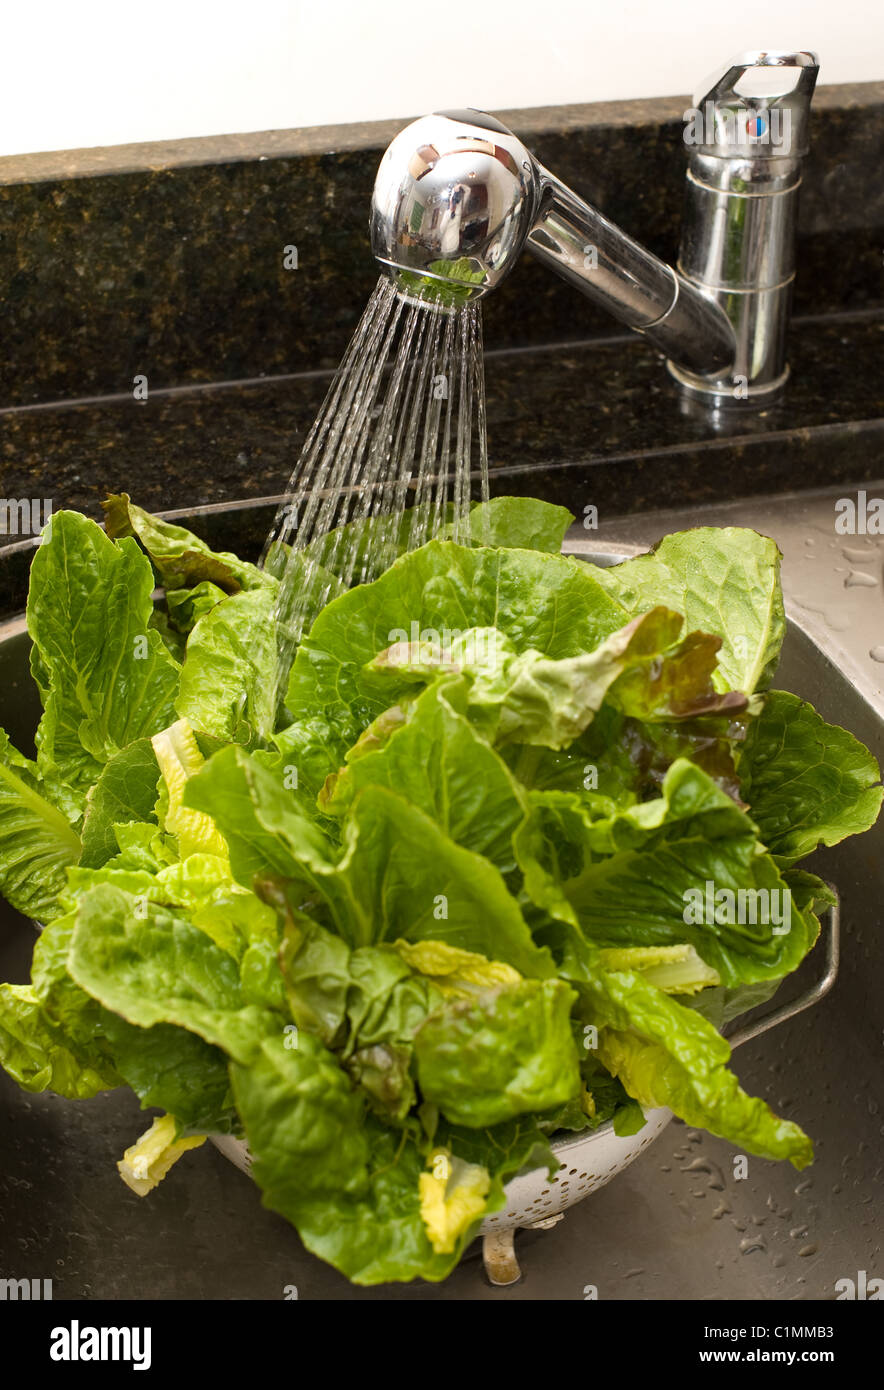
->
[370, 50, 819, 408]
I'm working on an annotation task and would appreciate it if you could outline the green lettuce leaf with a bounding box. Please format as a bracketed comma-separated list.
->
[295, 496, 573, 595]
[0, 727, 80, 920]
[31, 911, 117, 1050]
[341, 947, 438, 1119]
[501, 699, 747, 814]
[231, 1032, 369, 1202]
[30, 909, 230, 1129]
[414, 978, 580, 1127]
[612, 1099, 648, 1136]
[79, 737, 160, 869]
[272, 716, 351, 826]
[108, 821, 177, 873]
[323, 678, 527, 872]
[435, 1114, 557, 1190]
[27, 511, 180, 795]
[595, 527, 785, 693]
[275, 911, 352, 1046]
[285, 536, 629, 776]
[186, 745, 555, 976]
[151, 718, 229, 860]
[165, 580, 228, 633]
[103, 493, 269, 597]
[366, 607, 724, 750]
[175, 587, 278, 747]
[230, 1034, 481, 1284]
[456, 497, 573, 553]
[103, 1014, 237, 1134]
[740, 690, 883, 864]
[0, 982, 120, 1097]
[149, 606, 188, 661]
[518, 759, 814, 986]
[275, 908, 439, 1119]
[473, 609, 746, 746]
[67, 883, 281, 1066]
[574, 963, 812, 1168]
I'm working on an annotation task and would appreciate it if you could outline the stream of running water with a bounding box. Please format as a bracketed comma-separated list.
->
[262, 274, 490, 726]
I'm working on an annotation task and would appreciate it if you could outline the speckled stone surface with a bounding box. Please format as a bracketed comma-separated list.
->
[0, 84, 881, 610]
[1, 310, 882, 615]
[0, 84, 881, 407]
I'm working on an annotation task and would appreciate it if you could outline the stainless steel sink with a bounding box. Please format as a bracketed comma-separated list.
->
[0, 483, 881, 1301]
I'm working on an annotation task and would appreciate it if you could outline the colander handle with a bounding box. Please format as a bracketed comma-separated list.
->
[726, 894, 839, 1050]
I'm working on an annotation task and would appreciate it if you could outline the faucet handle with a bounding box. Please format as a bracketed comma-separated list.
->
[689, 49, 819, 159]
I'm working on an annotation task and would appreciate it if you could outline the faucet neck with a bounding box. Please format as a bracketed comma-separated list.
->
[527, 164, 736, 381]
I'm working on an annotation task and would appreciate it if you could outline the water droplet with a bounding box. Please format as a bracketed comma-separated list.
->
[794, 1179, 813, 1195]
[870, 647, 884, 663]
[790, 1226, 809, 1240]
[842, 545, 878, 562]
[798, 1244, 818, 1258]
[790, 595, 853, 631]
[680, 1156, 726, 1189]
[844, 570, 879, 588]
[740, 1236, 766, 1255]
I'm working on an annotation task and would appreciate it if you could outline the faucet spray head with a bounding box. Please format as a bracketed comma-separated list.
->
[370, 110, 539, 307]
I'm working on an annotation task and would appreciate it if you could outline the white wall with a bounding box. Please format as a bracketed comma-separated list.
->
[1, 0, 881, 158]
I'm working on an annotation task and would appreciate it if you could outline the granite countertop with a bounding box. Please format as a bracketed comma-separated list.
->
[1, 82, 882, 407]
[1, 310, 881, 558]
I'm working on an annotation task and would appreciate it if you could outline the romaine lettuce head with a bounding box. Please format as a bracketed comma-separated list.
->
[0, 496, 879, 1286]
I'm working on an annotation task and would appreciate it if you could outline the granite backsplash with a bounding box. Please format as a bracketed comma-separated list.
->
[0, 81, 881, 594]
[0, 82, 882, 406]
